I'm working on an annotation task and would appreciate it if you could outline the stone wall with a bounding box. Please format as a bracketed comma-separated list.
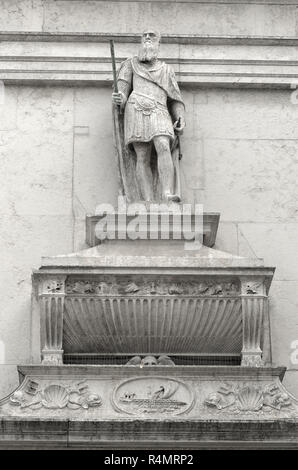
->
[0, 0, 297, 36]
[0, 0, 298, 397]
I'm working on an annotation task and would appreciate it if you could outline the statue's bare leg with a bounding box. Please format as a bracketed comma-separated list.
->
[153, 135, 178, 201]
[133, 141, 154, 201]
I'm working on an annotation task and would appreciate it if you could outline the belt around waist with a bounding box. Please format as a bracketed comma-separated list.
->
[129, 91, 167, 108]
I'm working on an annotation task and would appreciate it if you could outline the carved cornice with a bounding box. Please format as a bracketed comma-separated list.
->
[17, 365, 287, 381]
[34, 266, 275, 280]
[1, 32, 298, 87]
[1, 32, 298, 46]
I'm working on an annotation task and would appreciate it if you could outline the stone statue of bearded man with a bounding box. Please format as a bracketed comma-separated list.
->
[112, 30, 186, 203]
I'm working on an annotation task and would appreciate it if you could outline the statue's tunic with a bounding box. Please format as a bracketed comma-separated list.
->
[117, 57, 184, 147]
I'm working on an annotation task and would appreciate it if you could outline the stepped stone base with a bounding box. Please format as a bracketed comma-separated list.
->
[1, 365, 298, 449]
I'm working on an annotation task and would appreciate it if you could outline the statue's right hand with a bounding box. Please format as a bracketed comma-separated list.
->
[112, 92, 124, 106]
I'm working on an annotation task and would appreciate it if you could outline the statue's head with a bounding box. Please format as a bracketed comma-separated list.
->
[138, 30, 161, 63]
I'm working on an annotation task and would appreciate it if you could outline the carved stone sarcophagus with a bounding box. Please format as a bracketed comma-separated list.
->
[33, 236, 274, 367]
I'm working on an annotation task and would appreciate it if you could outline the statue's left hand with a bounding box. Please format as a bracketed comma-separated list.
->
[173, 117, 186, 134]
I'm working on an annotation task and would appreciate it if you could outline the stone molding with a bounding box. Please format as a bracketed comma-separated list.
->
[1, 33, 298, 87]
[2, 32, 298, 45]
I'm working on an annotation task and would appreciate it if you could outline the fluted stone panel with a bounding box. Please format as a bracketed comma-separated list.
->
[41, 296, 64, 351]
[63, 296, 242, 354]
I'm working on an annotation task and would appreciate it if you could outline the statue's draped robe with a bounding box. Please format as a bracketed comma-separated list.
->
[113, 57, 184, 202]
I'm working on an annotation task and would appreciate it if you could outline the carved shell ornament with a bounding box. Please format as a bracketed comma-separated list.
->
[41, 385, 69, 409]
[9, 381, 102, 411]
[204, 383, 294, 414]
[236, 386, 263, 412]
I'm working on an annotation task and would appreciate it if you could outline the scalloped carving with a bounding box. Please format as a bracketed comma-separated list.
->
[9, 380, 102, 410]
[204, 382, 295, 415]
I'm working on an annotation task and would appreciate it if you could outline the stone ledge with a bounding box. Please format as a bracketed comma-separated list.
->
[2, 32, 298, 46]
[34, 265, 276, 280]
[0, 365, 297, 450]
[1, 33, 298, 87]
[18, 364, 286, 380]
[1, 418, 298, 450]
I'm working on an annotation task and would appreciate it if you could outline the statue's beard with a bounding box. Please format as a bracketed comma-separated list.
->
[138, 43, 159, 63]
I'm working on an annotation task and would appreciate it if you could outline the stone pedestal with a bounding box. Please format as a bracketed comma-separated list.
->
[86, 212, 220, 248]
[1, 211, 297, 449]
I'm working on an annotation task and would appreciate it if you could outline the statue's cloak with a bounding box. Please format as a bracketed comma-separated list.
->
[130, 57, 184, 105]
[112, 57, 183, 203]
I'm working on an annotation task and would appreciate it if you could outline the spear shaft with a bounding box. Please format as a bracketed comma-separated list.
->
[109, 40, 119, 94]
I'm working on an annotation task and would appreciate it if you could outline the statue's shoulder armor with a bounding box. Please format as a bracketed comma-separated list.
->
[117, 58, 133, 84]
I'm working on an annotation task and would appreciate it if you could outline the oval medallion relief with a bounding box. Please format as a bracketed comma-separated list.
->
[112, 377, 194, 416]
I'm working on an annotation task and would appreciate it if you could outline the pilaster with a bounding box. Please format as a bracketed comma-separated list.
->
[240, 277, 267, 367]
[38, 275, 67, 365]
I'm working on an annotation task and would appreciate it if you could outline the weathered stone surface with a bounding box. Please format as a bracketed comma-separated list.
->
[0, 84, 76, 374]
[195, 89, 298, 141]
[42, 1, 296, 36]
[0, 87, 17, 131]
[284, 370, 298, 399]
[269, 281, 298, 368]
[0, 0, 43, 32]
[214, 222, 238, 255]
[0, 215, 73, 370]
[204, 139, 298, 223]
[0, 1, 296, 38]
[0, 270, 31, 364]
[73, 88, 118, 211]
[0, 86, 74, 216]
[0, 366, 19, 400]
[237, 224, 298, 281]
